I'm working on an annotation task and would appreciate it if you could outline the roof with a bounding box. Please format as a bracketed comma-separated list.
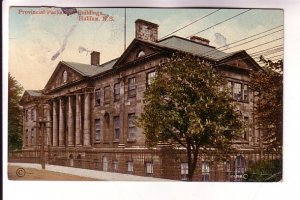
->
[26, 90, 42, 97]
[60, 36, 244, 78]
[158, 36, 233, 61]
[61, 58, 118, 77]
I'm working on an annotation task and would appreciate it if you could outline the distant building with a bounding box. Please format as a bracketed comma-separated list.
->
[18, 19, 274, 181]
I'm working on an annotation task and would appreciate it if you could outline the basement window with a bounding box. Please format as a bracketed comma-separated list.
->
[127, 161, 134, 174]
[202, 162, 210, 181]
[181, 162, 188, 181]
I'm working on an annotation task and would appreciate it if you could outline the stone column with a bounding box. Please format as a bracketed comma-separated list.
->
[75, 94, 82, 146]
[68, 96, 75, 146]
[52, 100, 58, 147]
[45, 104, 52, 146]
[59, 98, 65, 146]
[83, 93, 91, 146]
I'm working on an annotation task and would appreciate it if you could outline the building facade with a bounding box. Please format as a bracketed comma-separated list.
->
[17, 19, 275, 181]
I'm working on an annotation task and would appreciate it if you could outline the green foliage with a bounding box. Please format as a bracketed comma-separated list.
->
[250, 56, 283, 149]
[8, 73, 24, 150]
[246, 159, 282, 182]
[139, 54, 243, 180]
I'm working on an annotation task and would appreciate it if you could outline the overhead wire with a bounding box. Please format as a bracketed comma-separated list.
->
[159, 9, 221, 40]
[186, 9, 252, 39]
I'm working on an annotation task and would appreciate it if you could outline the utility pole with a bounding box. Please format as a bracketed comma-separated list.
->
[36, 100, 51, 170]
[38, 118, 46, 169]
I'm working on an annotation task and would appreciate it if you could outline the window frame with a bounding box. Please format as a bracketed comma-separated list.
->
[25, 110, 28, 122]
[113, 160, 118, 172]
[137, 50, 145, 58]
[127, 161, 134, 174]
[113, 116, 121, 141]
[201, 161, 210, 182]
[63, 70, 68, 83]
[127, 113, 136, 141]
[243, 84, 249, 102]
[114, 82, 121, 101]
[31, 128, 35, 145]
[146, 71, 156, 87]
[145, 162, 154, 176]
[95, 89, 101, 106]
[243, 116, 249, 141]
[30, 108, 35, 121]
[128, 77, 136, 98]
[180, 162, 189, 181]
[95, 119, 101, 142]
[104, 85, 110, 104]
[227, 80, 250, 102]
[233, 82, 242, 101]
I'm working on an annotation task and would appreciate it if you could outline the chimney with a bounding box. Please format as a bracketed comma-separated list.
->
[190, 36, 210, 45]
[90, 51, 100, 66]
[135, 19, 159, 42]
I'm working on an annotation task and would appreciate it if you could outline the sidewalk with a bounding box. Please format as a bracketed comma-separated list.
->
[8, 162, 175, 181]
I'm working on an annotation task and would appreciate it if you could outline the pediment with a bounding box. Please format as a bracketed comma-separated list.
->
[219, 51, 261, 71]
[19, 91, 41, 105]
[44, 62, 84, 91]
[113, 39, 166, 68]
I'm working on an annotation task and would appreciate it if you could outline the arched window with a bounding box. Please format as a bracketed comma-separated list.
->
[103, 156, 108, 172]
[137, 50, 145, 58]
[63, 70, 68, 83]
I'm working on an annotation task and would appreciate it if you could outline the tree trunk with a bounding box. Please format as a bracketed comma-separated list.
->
[187, 144, 199, 181]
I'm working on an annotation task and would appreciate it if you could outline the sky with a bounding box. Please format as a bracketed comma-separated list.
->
[9, 7, 283, 90]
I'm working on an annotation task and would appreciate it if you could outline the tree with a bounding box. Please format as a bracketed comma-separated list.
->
[8, 73, 24, 150]
[245, 159, 282, 182]
[250, 56, 283, 150]
[139, 54, 242, 181]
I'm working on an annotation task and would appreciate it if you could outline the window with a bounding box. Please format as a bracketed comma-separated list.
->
[128, 114, 136, 140]
[146, 71, 156, 87]
[227, 81, 233, 97]
[104, 85, 110, 103]
[225, 161, 231, 181]
[235, 156, 246, 182]
[31, 128, 35, 145]
[25, 129, 29, 145]
[243, 116, 249, 140]
[243, 84, 249, 101]
[228, 81, 249, 101]
[137, 50, 145, 58]
[181, 162, 188, 181]
[202, 162, 210, 181]
[31, 109, 35, 121]
[145, 162, 154, 176]
[127, 161, 134, 174]
[95, 89, 101, 106]
[63, 70, 68, 83]
[25, 110, 28, 122]
[128, 77, 136, 97]
[113, 160, 118, 172]
[114, 83, 120, 101]
[114, 116, 120, 141]
[233, 83, 242, 100]
[95, 119, 100, 142]
[103, 156, 108, 172]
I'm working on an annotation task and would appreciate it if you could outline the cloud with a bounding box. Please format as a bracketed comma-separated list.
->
[214, 32, 228, 49]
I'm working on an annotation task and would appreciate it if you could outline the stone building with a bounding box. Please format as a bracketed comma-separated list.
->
[18, 19, 274, 181]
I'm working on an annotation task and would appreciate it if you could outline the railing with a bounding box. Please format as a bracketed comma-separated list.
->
[8, 149, 282, 181]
